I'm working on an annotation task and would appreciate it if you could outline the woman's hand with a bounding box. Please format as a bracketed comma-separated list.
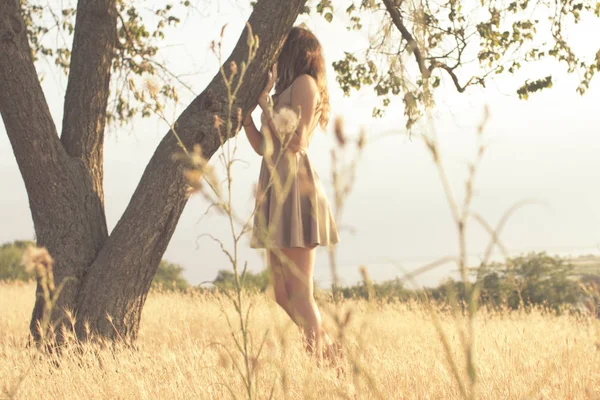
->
[243, 104, 256, 127]
[258, 63, 277, 112]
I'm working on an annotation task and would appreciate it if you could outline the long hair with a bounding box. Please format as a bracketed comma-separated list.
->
[275, 26, 330, 130]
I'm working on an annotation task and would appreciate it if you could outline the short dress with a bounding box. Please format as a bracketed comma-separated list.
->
[250, 82, 340, 249]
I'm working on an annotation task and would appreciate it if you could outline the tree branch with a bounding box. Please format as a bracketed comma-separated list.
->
[0, 0, 67, 199]
[382, 0, 430, 78]
[429, 61, 472, 92]
[60, 0, 118, 204]
[382, 0, 480, 93]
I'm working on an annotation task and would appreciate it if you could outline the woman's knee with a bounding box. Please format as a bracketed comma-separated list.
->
[273, 286, 289, 307]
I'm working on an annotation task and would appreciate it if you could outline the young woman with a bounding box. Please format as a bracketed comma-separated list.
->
[242, 26, 339, 358]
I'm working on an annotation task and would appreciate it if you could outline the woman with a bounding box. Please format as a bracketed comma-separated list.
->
[242, 26, 339, 358]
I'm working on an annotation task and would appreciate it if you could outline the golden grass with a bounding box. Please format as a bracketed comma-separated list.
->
[1, 282, 599, 399]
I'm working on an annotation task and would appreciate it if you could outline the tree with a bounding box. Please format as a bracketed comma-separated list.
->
[0, 0, 308, 342]
[340, 278, 411, 301]
[426, 253, 585, 311]
[153, 261, 190, 291]
[329, 0, 600, 128]
[0, 240, 35, 281]
[505, 252, 581, 311]
[212, 268, 270, 292]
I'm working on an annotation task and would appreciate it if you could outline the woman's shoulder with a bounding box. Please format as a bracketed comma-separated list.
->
[292, 74, 319, 93]
[290, 74, 319, 106]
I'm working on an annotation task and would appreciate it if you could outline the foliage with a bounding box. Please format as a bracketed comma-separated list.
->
[20, 0, 600, 132]
[0, 240, 35, 281]
[338, 253, 588, 313]
[153, 260, 190, 291]
[340, 277, 412, 301]
[212, 268, 270, 293]
[425, 253, 587, 312]
[478, 252, 582, 311]
[20, 0, 191, 127]
[219, 253, 594, 313]
[312, 0, 600, 128]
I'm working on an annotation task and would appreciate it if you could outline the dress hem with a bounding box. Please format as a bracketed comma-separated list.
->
[250, 238, 339, 250]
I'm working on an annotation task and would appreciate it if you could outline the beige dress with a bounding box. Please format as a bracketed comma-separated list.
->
[250, 80, 340, 249]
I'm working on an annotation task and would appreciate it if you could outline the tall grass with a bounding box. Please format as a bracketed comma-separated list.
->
[2, 282, 599, 399]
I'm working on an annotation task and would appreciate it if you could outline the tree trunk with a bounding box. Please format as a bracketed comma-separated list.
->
[34, 0, 116, 340]
[0, 0, 112, 341]
[1, 0, 307, 342]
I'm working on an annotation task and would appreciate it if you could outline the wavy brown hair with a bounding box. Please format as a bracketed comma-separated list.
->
[275, 26, 330, 130]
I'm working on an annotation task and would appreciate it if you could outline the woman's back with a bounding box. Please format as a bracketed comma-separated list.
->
[267, 74, 322, 152]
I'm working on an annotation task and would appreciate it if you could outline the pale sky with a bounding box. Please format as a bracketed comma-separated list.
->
[1, 1, 599, 288]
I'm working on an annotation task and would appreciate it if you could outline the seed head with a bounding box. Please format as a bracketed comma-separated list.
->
[333, 116, 346, 147]
[229, 61, 238, 76]
[359, 265, 370, 283]
[184, 169, 203, 192]
[144, 77, 160, 98]
[357, 128, 366, 149]
[22, 246, 54, 288]
[270, 107, 299, 143]
[214, 115, 223, 129]
[190, 144, 206, 167]
[22, 246, 52, 273]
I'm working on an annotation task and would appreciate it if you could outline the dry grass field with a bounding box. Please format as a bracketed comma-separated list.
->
[1, 281, 600, 399]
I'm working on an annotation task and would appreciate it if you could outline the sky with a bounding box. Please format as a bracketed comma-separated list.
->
[0, 1, 599, 288]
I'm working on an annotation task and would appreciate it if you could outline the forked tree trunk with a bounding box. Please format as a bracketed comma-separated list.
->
[0, 0, 307, 342]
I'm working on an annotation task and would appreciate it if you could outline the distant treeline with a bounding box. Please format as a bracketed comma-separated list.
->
[208, 253, 600, 315]
[0, 240, 189, 291]
[176, 254, 600, 316]
[2, 241, 598, 314]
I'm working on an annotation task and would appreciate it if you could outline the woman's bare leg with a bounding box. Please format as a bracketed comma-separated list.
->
[280, 247, 322, 357]
[267, 250, 296, 322]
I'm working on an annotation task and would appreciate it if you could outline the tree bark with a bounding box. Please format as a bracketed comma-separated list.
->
[0, 0, 113, 340]
[61, 0, 118, 207]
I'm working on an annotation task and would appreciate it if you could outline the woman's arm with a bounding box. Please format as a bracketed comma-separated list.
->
[243, 115, 264, 156]
[244, 64, 277, 156]
[287, 75, 319, 153]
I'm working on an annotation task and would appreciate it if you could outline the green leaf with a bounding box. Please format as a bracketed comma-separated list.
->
[325, 12, 333, 22]
[516, 75, 552, 100]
